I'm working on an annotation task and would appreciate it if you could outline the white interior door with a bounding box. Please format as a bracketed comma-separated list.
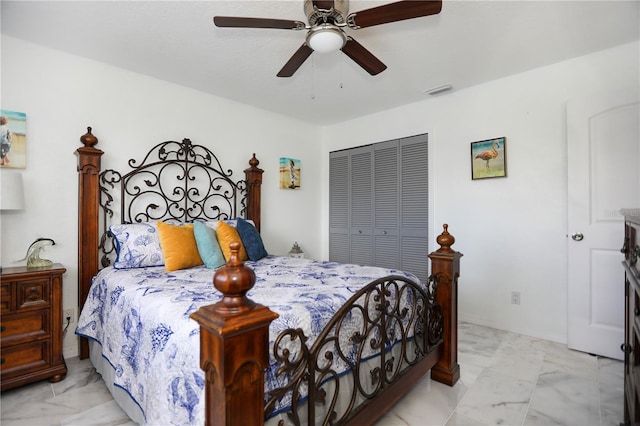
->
[567, 90, 640, 360]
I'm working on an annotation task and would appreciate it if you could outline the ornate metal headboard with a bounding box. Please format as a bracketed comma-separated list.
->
[97, 138, 250, 267]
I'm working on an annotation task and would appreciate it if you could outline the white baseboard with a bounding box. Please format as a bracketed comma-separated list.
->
[459, 313, 567, 345]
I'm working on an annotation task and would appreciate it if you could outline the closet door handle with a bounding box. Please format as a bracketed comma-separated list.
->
[622, 343, 634, 354]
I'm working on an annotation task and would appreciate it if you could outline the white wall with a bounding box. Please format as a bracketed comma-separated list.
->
[2, 34, 637, 357]
[0, 36, 323, 358]
[321, 41, 640, 343]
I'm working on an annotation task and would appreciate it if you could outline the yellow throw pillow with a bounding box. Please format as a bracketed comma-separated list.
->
[156, 222, 203, 272]
[216, 221, 248, 261]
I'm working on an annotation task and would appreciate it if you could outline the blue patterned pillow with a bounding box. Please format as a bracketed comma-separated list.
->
[193, 221, 225, 269]
[236, 218, 268, 261]
[110, 222, 164, 269]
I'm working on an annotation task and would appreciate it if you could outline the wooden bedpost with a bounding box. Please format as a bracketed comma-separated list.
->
[429, 224, 462, 386]
[191, 243, 278, 425]
[244, 153, 263, 232]
[76, 127, 103, 359]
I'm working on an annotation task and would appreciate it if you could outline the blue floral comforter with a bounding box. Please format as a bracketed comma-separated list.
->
[76, 255, 419, 425]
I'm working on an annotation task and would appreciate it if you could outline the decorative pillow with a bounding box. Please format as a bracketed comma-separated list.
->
[216, 221, 248, 261]
[156, 221, 203, 272]
[236, 218, 268, 261]
[204, 219, 254, 230]
[193, 221, 226, 269]
[110, 222, 164, 269]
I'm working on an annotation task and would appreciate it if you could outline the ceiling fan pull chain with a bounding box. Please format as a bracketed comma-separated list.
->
[310, 55, 316, 100]
[340, 52, 344, 89]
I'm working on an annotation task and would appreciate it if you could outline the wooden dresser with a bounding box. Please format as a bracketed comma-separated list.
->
[623, 210, 640, 424]
[0, 264, 67, 391]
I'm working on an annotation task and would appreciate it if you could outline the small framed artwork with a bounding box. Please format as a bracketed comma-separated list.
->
[279, 157, 301, 189]
[471, 137, 506, 180]
[0, 109, 27, 169]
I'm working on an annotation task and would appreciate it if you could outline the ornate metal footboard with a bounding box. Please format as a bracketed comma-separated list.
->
[266, 274, 443, 425]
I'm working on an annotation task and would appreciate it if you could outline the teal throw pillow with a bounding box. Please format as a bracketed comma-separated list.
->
[193, 221, 226, 269]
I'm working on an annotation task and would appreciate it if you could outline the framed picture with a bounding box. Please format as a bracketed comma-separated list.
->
[471, 137, 506, 180]
[0, 109, 26, 169]
[279, 157, 301, 189]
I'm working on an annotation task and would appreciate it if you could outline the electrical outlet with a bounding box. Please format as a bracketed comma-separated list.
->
[63, 308, 75, 323]
[511, 291, 521, 305]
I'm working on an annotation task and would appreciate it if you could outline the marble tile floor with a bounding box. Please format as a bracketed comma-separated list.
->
[1, 322, 624, 426]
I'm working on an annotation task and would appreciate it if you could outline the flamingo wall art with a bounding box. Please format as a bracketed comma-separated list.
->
[471, 137, 507, 180]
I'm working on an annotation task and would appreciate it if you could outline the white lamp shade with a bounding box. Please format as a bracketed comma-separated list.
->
[307, 27, 346, 53]
[1, 172, 25, 210]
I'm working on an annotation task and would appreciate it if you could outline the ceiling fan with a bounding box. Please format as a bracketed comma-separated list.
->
[213, 0, 442, 77]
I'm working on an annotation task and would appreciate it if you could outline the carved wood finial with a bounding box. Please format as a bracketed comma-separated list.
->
[248, 153, 260, 169]
[212, 242, 256, 314]
[80, 127, 98, 148]
[436, 224, 455, 253]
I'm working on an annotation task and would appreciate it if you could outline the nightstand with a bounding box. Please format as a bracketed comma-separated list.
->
[0, 263, 67, 391]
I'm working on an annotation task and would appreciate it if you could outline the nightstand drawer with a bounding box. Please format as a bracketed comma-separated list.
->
[16, 279, 50, 310]
[0, 284, 10, 311]
[1, 310, 49, 343]
[0, 339, 50, 374]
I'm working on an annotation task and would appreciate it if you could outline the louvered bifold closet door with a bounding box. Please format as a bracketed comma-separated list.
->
[399, 134, 429, 283]
[374, 141, 400, 269]
[329, 152, 350, 263]
[349, 146, 374, 266]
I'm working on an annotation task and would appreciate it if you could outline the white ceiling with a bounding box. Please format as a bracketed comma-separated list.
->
[2, 1, 639, 125]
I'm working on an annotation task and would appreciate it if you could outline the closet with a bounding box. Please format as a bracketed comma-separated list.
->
[329, 134, 429, 282]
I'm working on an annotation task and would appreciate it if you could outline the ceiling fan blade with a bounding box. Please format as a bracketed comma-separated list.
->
[347, 0, 442, 29]
[213, 16, 306, 30]
[277, 44, 314, 77]
[341, 38, 387, 76]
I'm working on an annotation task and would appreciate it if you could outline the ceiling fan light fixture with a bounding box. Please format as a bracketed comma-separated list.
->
[306, 24, 346, 53]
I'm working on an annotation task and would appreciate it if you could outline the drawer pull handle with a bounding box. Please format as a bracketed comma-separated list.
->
[621, 343, 634, 354]
[0, 358, 4, 365]
[27, 287, 41, 301]
[0, 325, 4, 332]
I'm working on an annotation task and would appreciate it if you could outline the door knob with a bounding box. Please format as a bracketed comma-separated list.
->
[572, 233, 584, 241]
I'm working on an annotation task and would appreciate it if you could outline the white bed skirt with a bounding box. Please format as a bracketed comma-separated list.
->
[90, 339, 146, 425]
[89, 339, 430, 425]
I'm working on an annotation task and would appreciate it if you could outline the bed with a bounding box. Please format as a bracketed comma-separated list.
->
[74, 127, 462, 425]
